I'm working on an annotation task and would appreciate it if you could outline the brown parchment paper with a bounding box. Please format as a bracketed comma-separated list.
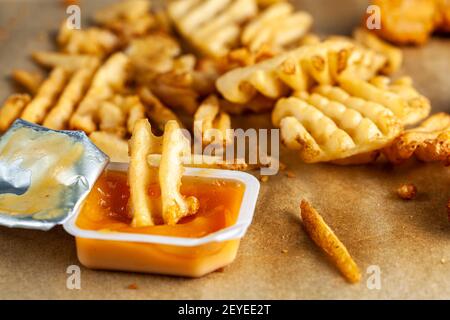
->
[0, 0, 449, 300]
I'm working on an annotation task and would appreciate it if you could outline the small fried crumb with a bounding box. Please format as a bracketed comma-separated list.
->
[281, 249, 288, 254]
[126, 283, 138, 290]
[260, 175, 269, 183]
[279, 162, 287, 171]
[286, 171, 296, 178]
[215, 267, 225, 273]
[396, 183, 417, 200]
[441, 258, 446, 264]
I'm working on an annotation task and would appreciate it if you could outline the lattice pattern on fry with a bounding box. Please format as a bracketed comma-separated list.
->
[216, 39, 386, 104]
[194, 95, 232, 146]
[128, 119, 199, 227]
[241, 2, 313, 52]
[272, 85, 403, 163]
[168, 0, 258, 57]
[383, 112, 450, 165]
[338, 75, 431, 125]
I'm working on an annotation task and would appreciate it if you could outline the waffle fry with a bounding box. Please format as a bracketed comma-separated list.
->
[241, 2, 313, 52]
[129, 119, 162, 227]
[43, 62, 99, 130]
[20, 68, 69, 124]
[339, 75, 430, 125]
[11, 70, 43, 95]
[216, 40, 357, 104]
[272, 86, 402, 163]
[194, 95, 232, 145]
[352, 28, 403, 75]
[58, 23, 120, 57]
[70, 52, 130, 133]
[383, 112, 450, 165]
[32, 52, 100, 71]
[0, 94, 31, 132]
[89, 131, 129, 162]
[168, 0, 258, 57]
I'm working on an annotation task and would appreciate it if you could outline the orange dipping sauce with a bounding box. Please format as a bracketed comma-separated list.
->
[76, 170, 245, 236]
[73, 169, 247, 277]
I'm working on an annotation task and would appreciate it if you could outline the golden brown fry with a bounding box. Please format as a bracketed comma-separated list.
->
[194, 95, 232, 146]
[98, 101, 127, 137]
[0, 94, 31, 132]
[70, 53, 130, 133]
[11, 70, 43, 95]
[21, 68, 69, 124]
[89, 131, 129, 162]
[32, 51, 99, 71]
[159, 120, 199, 225]
[138, 86, 182, 132]
[383, 112, 450, 164]
[396, 183, 417, 200]
[300, 200, 361, 283]
[43, 63, 98, 130]
[369, 0, 439, 45]
[122, 96, 147, 134]
[129, 119, 162, 227]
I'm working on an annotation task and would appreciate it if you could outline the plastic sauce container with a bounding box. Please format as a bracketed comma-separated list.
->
[64, 163, 260, 277]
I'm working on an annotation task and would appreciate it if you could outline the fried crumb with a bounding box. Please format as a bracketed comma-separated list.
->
[279, 162, 287, 171]
[215, 267, 225, 273]
[286, 171, 296, 178]
[260, 175, 269, 183]
[441, 258, 446, 264]
[281, 249, 288, 254]
[396, 183, 417, 200]
[126, 283, 138, 290]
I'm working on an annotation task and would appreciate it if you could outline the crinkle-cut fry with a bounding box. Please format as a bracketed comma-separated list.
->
[370, 0, 437, 45]
[241, 2, 312, 52]
[32, 52, 100, 71]
[159, 120, 199, 225]
[0, 94, 31, 132]
[168, 0, 258, 57]
[20, 68, 68, 124]
[338, 75, 430, 125]
[89, 131, 129, 163]
[58, 23, 120, 57]
[353, 28, 403, 75]
[272, 88, 402, 163]
[138, 86, 182, 132]
[147, 154, 248, 171]
[120, 96, 147, 134]
[194, 95, 232, 145]
[11, 70, 43, 95]
[216, 40, 357, 104]
[94, 0, 152, 25]
[300, 200, 361, 283]
[98, 101, 127, 137]
[43, 63, 98, 130]
[383, 112, 450, 164]
[70, 53, 130, 133]
[129, 119, 162, 227]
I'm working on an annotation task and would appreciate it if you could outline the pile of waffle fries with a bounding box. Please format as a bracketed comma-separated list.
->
[0, 0, 448, 167]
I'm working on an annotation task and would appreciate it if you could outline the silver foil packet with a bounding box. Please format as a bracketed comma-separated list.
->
[0, 120, 109, 230]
